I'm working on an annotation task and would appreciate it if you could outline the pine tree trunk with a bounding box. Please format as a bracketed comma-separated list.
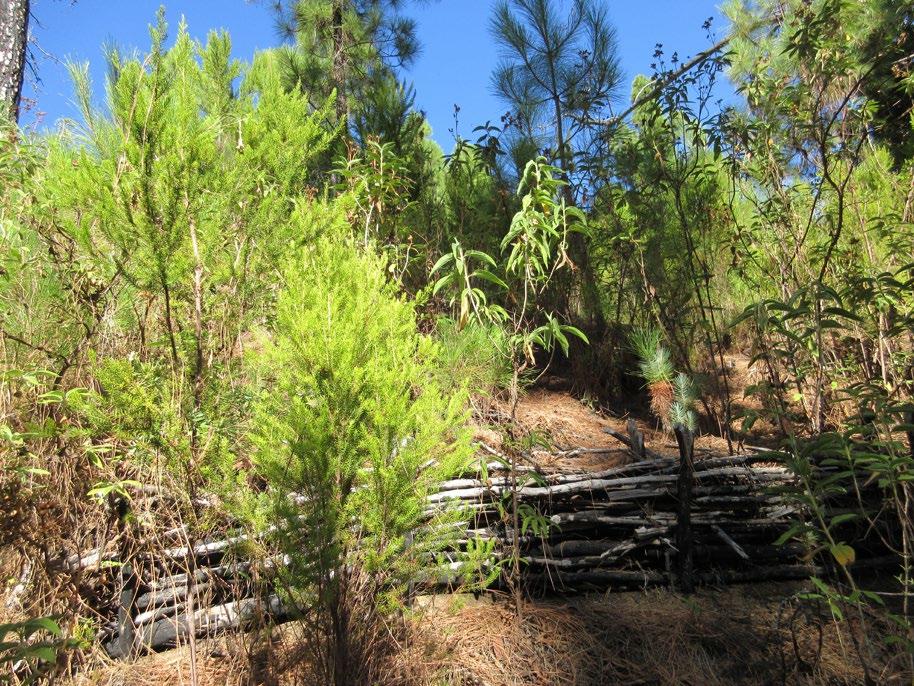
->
[0, 0, 29, 122]
[549, 90, 606, 340]
[331, 0, 348, 127]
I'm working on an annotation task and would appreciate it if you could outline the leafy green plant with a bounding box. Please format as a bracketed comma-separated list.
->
[432, 157, 589, 415]
[770, 429, 911, 680]
[86, 478, 143, 503]
[432, 157, 588, 615]
[335, 137, 424, 289]
[0, 617, 74, 684]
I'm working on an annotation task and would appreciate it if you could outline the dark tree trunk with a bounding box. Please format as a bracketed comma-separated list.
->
[331, 0, 348, 128]
[674, 424, 695, 593]
[0, 0, 29, 122]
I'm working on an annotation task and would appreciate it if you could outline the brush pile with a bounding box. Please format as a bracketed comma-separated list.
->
[83, 443, 890, 656]
[437, 450, 809, 591]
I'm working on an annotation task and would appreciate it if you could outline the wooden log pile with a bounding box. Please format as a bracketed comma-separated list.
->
[100, 545, 290, 657]
[94, 438, 890, 656]
[433, 447, 811, 593]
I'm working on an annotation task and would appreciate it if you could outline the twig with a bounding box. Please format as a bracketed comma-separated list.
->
[711, 525, 750, 561]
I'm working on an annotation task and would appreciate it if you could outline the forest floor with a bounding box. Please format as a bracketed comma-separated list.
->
[72, 582, 883, 685]
[473, 375, 745, 472]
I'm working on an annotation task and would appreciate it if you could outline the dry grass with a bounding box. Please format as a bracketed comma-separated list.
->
[412, 585, 899, 686]
[65, 642, 250, 686]
[62, 583, 908, 686]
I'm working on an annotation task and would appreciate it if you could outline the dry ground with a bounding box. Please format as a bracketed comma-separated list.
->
[472, 382, 739, 475]
[68, 583, 899, 686]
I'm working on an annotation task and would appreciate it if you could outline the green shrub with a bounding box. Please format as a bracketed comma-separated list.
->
[630, 326, 697, 431]
[434, 317, 513, 399]
[0, 617, 76, 685]
[249, 237, 471, 683]
[85, 359, 180, 440]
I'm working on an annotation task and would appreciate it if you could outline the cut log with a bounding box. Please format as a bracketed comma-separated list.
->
[675, 424, 696, 594]
[119, 595, 286, 656]
[134, 582, 213, 612]
[529, 568, 666, 589]
[627, 418, 646, 460]
[99, 440, 894, 659]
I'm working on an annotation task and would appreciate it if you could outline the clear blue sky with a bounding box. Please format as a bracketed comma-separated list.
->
[21, 1, 734, 148]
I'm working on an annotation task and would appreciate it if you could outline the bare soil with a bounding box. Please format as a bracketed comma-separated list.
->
[472, 380, 746, 475]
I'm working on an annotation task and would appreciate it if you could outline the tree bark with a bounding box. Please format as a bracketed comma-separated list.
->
[331, 0, 348, 128]
[674, 424, 695, 593]
[0, 0, 29, 122]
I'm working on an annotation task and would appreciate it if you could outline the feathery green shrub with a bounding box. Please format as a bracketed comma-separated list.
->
[249, 237, 471, 682]
[434, 317, 513, 399]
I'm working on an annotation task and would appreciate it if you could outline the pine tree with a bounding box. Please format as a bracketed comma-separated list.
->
[490, 0, 621, 188]
[490, 0, 621, 337]
[269, 0, 420, 128]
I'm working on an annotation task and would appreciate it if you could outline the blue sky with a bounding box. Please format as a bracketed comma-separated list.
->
[21, 1, 733, 148]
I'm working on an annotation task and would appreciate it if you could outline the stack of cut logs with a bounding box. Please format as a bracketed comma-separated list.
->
[433, 449, 808, 592]
[93, 433, 889, 656]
